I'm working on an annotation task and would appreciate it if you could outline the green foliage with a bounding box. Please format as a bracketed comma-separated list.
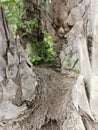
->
[1, 0, 24, 35]
[18, 18, 38, 36]
[26, 30, 54, 65]
[1, 0, 54, 65]
[1, 0, 39, 36]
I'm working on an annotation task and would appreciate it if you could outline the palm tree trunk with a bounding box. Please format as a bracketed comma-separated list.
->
[0, 0, 98, 130]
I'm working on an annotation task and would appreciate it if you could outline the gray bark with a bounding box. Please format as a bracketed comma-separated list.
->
[46, 0, 98, 129]
[0, 0, 98, 130]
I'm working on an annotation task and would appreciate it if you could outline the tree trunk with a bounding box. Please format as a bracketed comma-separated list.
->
[0, 1, 98, 130]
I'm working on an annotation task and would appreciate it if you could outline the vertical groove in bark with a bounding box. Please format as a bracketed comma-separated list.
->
[46, 0, 69, 70]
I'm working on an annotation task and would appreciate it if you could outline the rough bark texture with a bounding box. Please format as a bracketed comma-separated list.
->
[46, 0, 98, 129]
[0, 0, 98, 130]
[47, 0, 92, 74]
[0, 9, 82, 129]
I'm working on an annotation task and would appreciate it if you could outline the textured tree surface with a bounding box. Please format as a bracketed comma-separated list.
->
[46, 0, 92, 73]
[0, 0, 98, 130]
